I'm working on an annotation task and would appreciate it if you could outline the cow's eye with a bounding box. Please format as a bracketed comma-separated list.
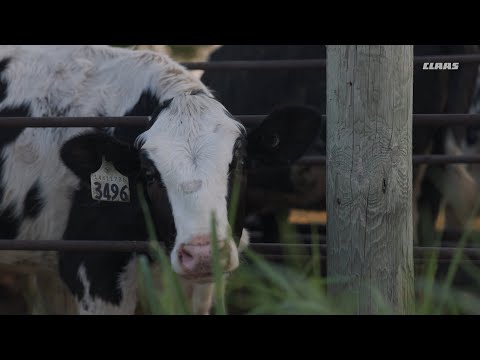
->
[145, 169, 156, 182]
[144, 168, 167, 189]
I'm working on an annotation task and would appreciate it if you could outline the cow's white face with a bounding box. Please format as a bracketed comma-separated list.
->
[136, 93, 247, 280]
[60, 91, 323, 283]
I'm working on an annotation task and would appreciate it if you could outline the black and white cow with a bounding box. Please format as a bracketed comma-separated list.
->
[0, 45, 322, 314]
[202, 45, 480, 245]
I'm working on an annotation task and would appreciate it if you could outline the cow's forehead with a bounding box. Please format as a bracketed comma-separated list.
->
[138, 94, 245, 182]
[152, 93, 242, 135]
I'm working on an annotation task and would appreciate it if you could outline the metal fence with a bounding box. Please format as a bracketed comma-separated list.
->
[1, 53, 480, 261]
[179, 53, 480, 71]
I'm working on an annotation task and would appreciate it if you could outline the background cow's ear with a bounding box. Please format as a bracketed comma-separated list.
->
[247, 105, 324, 165]
[60, 132, 140, 181]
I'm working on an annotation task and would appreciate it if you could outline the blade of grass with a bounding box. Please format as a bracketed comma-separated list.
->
[310, 224, 321, 278]
[137, 255, 163, 315]
[136, 183, 190, 315]
[436, 192, 480, 313]
[210, 212, 226, 315]
[148, 240, 191, 315]
[248, 299, 337, 315]
[277, 213, 305, 270]
[454, 290, 480, 314]
[242, 247, 298, 295]
[418, 199, 446, 314]
[458, 256, 480, 289]
[418, 251, 441, 314]
[224, 172, 243, 313]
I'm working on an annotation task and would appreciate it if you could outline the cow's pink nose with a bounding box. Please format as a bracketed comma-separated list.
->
[178, 235, 226, 276]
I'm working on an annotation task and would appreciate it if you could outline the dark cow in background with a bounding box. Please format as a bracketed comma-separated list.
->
[452, 69, 480, 228]
[201, 45, 480, 245]
[202, 46, 327, 240]
[412, 46, 480, 242]
[0, 45, 322, 314]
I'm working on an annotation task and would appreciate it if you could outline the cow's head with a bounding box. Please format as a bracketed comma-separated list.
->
[60, 91, 322, 282]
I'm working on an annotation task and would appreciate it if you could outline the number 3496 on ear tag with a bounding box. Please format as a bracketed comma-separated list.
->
[90, 157, 130, 203]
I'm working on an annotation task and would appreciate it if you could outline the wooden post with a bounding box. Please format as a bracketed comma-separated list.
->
[326, 46, 415, 314]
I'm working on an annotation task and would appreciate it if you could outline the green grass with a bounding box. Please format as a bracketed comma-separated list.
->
[210, 212, 226, 315]
[136, 183, 190, 315]
[135, 173, 480, 315]
[136, 195, 480, 314]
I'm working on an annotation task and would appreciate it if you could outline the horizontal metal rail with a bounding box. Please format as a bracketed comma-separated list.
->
[0, 116, 150, 128]
[3, 114, 480, 129]
[242, 114, 480, 128]
[260, 254, 480, 264]
[1, 115, 480, 166]
[413, 155, 480, 165]
[296, 155, 480, 165]
[413, 114, 480, 126]
[182, 59, 327, 71]
[180, 54, 480, 71]
[0, 117, 478, 164]
[413, 54, 480, 64]
[253, 230, 480, 244]
[252, 243, 480, 259]
[0, 240, 478, 260]
[0, 240, 150, 253]
[250, 233, 326, 243]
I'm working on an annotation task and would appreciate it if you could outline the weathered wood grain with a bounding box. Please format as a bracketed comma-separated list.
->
[326, 46, 414, 314]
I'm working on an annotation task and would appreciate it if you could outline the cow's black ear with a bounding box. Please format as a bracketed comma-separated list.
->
[247, 105, 324, 165]
[60, 132, 140, 181]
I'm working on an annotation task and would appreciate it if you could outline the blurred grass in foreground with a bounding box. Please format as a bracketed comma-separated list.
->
[136, 175, 480, 314]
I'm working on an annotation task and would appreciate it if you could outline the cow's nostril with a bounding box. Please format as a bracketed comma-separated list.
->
[179, 247, 195, 271]
[180, 246, 193, 259]
[178, 239, 229, 277]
